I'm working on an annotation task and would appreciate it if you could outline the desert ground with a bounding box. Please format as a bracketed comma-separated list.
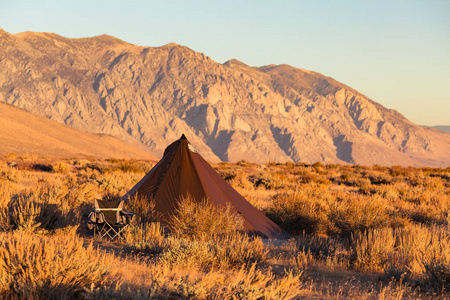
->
[0, 154, 449, 299]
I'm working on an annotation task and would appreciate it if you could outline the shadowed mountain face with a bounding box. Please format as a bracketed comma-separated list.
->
[0, 28, 449, 166]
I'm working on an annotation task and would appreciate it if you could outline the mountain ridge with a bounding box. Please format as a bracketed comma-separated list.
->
[1, 28, 449, 167]
[0, 101, 156, 160]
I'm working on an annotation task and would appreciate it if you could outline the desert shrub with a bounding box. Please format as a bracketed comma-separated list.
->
[265, 184, 333, 235]
[77, 167, 102, 181]
[107, 159, 146, 173]
[0, 181, 16, 204]
[65, 182, 98, 208]
[250, 172, 289, 190]
[409, 204, 445, 225]
[0, 208, 11, 232]
[125, 194, 161, 224]
[369, 174, 392, 185]
[80, 162, 104, 174]
[53, 162, 70, 174]
[5, 153, 17, 161]
[217, 264, 302, 300]
[211, 233, 268, 269]
[98, 176, 122, 193]
[0, 232, 113, 299]
[5, 196, 44, 232]
[267, 193, 328, 235]
[37, 183, 69, 204]
[107, 263, 302, 299]
[2, 188, 78, 232]
[20, 154, 38, 161]
[237, 160, 250, 167]
[292, 166, 312, 176]
[296, 233, 349, 262]
[370, 184, 400, 201]
[159, 238, 215, 269]
[351, 225, 450, 292]
[338, 172, 372, 188]
[0, 167, 21, 182]
[120, 160, 145, 173]
[169, 194, 244, 239]
[339, 172, 352, 182]
[351, 227, 396, 272]
[228, 172, 254, 190]
[97, 171, 142, 196]
[216, 168, 237, 181]
[5, 195, 63, 232]
[159, 233, 267, 270]
[312, 161, 325, 172]
[328, 194, 391, 237]
[390, 166, 415, 177]
[423, 259, 450, 292]
[422, 176, 445, 191]
[296, 171, 331, 185]
[372, 164, 388, 172]
[124, 222, 166, 256]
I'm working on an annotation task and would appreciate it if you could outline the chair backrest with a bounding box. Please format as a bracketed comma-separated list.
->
[95, 199, 123, 211]
[94, 199, 124, 224]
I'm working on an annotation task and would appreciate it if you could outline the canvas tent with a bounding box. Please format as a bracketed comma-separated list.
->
[122, 134, 288, 239]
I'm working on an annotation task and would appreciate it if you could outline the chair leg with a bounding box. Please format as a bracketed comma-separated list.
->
[116, 225, 128, 241]
[94, 222, 128, 242]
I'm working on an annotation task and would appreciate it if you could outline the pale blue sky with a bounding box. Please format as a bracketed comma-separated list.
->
[1, 0, 449, 125]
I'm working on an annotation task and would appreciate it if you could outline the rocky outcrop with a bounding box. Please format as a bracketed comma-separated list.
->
[0, 29, 449, 166]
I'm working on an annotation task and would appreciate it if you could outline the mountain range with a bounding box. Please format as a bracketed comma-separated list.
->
[0, 28, 449, 167]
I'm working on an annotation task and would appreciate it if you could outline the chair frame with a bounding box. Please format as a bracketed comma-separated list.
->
[88, 199, 134, 241]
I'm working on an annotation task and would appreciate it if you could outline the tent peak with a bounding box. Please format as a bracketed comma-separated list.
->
[180, 134, 187, 140]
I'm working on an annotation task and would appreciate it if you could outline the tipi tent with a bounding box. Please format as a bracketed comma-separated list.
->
[122, 135, 288, 239]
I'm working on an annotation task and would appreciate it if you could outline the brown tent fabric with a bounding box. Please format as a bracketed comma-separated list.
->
[122, 134, 289, 239]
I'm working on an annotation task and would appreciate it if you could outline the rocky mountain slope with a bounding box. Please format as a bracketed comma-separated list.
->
[0, 28, 449, 166]
[0, 101, 155, 160]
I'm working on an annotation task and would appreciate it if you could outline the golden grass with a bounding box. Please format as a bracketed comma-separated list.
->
[159, 233, 268, 271]
[0, 232, 114, 299]
[0, 155, 449, 298]
[351, 225, 450, 290]
[123, 222, 167, 256]
[169, 194, 244, 239]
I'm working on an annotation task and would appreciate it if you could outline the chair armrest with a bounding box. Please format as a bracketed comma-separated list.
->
[120, 211, 135, 216]
[119, 211, 135, 224]
[87, 211, 105, 230]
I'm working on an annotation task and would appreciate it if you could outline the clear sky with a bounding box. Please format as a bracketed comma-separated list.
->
[1, 0, 449, 125]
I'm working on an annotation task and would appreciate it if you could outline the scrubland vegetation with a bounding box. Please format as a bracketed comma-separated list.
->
[0, 154, 449, 299]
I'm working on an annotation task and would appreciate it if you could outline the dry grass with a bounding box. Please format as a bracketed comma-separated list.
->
[351, 225, 450, 290]
[0, 232, 114, 299]
[159, 233, 268, 271]
[0, 155, 449, 298]
[169, 194, 244, 239]
[123, 222, 167, 256]
[124, 193, 161, 224]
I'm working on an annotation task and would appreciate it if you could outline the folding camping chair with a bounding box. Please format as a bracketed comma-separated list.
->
[87, 199, 135, 241]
